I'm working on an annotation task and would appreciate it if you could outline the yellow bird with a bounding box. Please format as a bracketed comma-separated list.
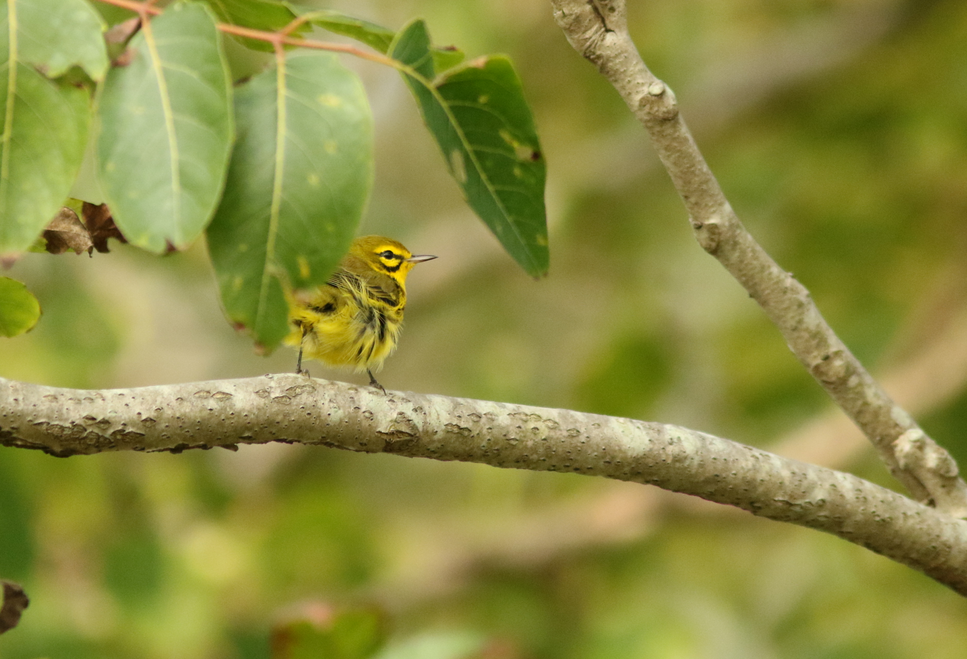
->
[286, 235, 437, 392]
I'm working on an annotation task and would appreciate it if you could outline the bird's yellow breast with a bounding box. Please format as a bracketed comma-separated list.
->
[286, 270, 405, 372]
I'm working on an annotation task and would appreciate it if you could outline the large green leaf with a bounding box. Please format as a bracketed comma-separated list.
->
[390, 20, 548, 277]
[95, 2, 234, 253]
[207, 51, 373, 351]
[0, 0, 95, 254]
[0, 276, 40, 337]
[18, 0, 108, 80]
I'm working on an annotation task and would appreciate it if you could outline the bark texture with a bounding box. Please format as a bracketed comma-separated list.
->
[3, 374, 967, 595]
[549, 0, 967, 515]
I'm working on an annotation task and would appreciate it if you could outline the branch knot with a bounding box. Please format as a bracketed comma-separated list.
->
[691, 216, 723, 254]
[637, 83, 679, 122]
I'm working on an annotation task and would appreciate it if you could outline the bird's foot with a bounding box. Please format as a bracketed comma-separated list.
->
[367, 370, 387, 394]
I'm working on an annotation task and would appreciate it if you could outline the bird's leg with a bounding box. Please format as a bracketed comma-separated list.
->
[367, 369, 387, 394]
[296, 346, 307, 376]
[295, 324, 310, 377]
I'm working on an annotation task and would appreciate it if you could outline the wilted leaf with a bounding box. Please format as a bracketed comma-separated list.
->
[0, 278, 41, 337]
[390, 21, 548, 277]
[96, 2, 234, 254]
[207, 50, 373, 351]
[104, 18, 141, 47]
[42, 207, 92, 255]
[0, 581, 29, 634]
[83, 202, 126, 253]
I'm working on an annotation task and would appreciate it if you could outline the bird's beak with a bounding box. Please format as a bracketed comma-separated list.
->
[407, 254, 438, 263]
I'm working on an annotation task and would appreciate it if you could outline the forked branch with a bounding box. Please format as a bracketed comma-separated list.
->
[549, 0, 967, 515]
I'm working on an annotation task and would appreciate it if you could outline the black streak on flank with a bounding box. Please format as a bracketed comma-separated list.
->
[311, 302, 336, 315]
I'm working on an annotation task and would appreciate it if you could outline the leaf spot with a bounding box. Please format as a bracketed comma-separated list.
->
[317, 94, 342, 107]
[517, 145, 540, 162]
[449, 149, 467, 184]
[307, 173, 320, 187]
[499, 129, 540, 162]
[323, 140, 338, 155]
[297, 256, 311, 280]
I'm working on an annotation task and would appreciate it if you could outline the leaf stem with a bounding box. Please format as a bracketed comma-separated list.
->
[92, 0, 398, 67]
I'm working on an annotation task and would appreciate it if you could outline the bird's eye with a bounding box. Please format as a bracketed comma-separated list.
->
[379, 250, 397, 260]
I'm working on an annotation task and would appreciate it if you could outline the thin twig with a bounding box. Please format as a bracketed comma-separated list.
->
[92, 0, 397, 67]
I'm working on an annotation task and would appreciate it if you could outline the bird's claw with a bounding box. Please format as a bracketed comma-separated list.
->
[367, 370, 387, 394]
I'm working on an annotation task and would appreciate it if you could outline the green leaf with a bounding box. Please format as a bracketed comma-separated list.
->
[95, 2, 234, 253]
[431, 46, 464, 74]
[0, 277, 41, 337]
[292, 8, 396, 54]
[390, 20, 548, 277]
[93, 4, 135, 27]
[206, 50, 373, 351]
[205, 0, 295, 29]
[0, 3, 92, 255]
[203, 0, 303, 52]
[17, 0, 109, 80]
[390, 20, 434, 78]
[290, 8, 464, 71]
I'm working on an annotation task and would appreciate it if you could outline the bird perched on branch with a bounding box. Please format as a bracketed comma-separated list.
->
[286, 235, 437, 392]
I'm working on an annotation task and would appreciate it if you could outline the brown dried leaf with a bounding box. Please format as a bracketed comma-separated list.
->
[82, 202, 127, 253]
[104, 17, 141, 46]
[43, 207, 93, 255]
[112, 48, 137, 68]
[0, 581, 29, 634]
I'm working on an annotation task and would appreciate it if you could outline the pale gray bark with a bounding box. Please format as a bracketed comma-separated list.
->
[549, 0, 967, 515]
[1, 0, 964, 605]
[2, 374, 967, 595]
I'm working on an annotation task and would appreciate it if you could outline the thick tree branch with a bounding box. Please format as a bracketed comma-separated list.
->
[549, 0, 967, 515]
[2, 374, 967, 595]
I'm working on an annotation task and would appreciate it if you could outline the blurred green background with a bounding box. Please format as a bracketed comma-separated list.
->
[4, 0, 967, 656]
